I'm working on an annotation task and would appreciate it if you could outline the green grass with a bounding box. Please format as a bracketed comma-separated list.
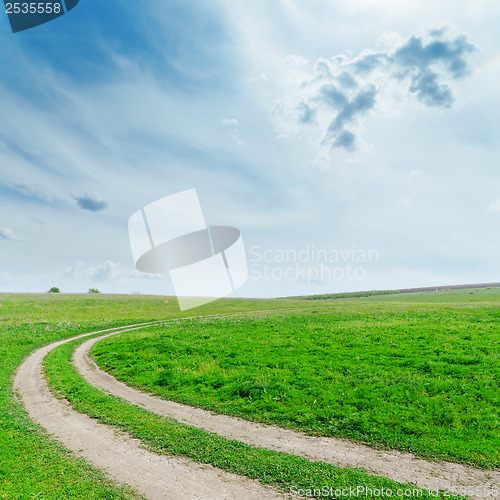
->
[368, 287, 500, 303]
[2, 290, 497, 497]
[289, 286, 500, 303]
[44, 334, 456, 499]
[285, 289, 401, 300]
[91, 291, 500, 469]
[0, 292, 312, 498]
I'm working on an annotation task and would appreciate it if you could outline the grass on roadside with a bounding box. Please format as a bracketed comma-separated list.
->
[91, 293, 500, 469]
[0, 292, 311, 498]
[0, 296, 155, 498]
[44, 335, 459, 499]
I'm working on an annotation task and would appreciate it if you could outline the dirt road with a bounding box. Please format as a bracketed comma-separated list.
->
[13, 319, 499, 499]
[13, 325, 287, 500]
[75, 330, 499, 500]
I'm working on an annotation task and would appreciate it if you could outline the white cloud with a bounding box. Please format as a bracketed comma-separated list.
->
[403, 169, 423, 183]
[221, 117, 243, 145]
[61, 260, 162, 283]
[285, 55, 310, 66]
[487, 199, 500, 212]
[11, 182, 54, 202]
[397, 196, 412, 207]
[91, 261, 121, 281]
[0, 227, 18, 241]
[63, 260, 121, 281]
[222, 118, 238, 127]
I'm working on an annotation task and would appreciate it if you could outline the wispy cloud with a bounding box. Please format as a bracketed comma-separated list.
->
[91, 260, 120, 281]
[0, 227, 19, 241]
[62, 260, 161, 283]
[273, 27, 476, 161]
[403, 169, 424, 184]
[222, 117, 243, 145]
[11, 182, 53, 202]
[62, 260, 120, 281]
[73, 193, 108, 212]
[487, 199, 500, 212]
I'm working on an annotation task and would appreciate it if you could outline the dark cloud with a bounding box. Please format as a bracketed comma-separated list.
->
[73, 193, 108, 212]
[331, 130, 356, 150]
[314, 59, 334, 79]
[394, 34, 474, 78]
[297, 102, 316, 124]
[352, 52, 387, 73]
[408, 72, 453, 108]
[337, 71, 358, 89]
[335, 85, 377, 127]
[321, 85, 378, 150]
[392, 33, 475, 107]
[286, 27, 475, 153]
[319, 84, 348, 108]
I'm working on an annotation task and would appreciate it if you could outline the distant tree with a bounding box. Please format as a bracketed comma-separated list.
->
[88, 288, 101, 294]
[47, 287, 60, 293]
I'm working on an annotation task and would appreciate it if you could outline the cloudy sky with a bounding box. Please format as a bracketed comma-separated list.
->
[0, 0, 499, 298]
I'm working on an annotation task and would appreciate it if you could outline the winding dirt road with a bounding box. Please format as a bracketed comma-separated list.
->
[76, 330, 499, 499]
[13, 324, 287, 500]
[13, 319, 500, 499]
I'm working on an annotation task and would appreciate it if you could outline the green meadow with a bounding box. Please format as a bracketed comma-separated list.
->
[0, 293, 308, 498]
[1, 289, 497, 498]
[44, 334, 436, 499]
[92, 289, 500, 469]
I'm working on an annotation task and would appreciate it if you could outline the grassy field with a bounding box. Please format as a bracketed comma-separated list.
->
[91, 289, 500, 469]
[1, 290, 497, 498]
[287, 286, 500, 302]
[44, 334, 440, 499]
[0, 292, 311, 498]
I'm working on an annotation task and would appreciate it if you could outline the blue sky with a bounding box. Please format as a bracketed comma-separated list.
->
[0, 0, 499, 297]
